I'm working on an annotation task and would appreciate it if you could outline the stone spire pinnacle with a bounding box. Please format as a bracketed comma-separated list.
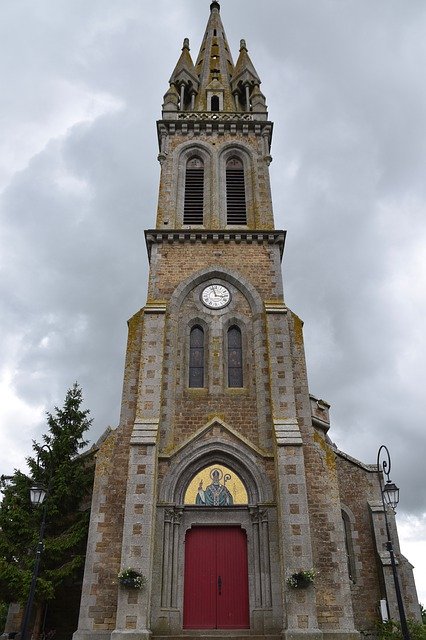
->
[162, 2, 267, 116]
[165, 38, 199, 112]
[192, 0, 235, 111]
[231, 39, 267, 113]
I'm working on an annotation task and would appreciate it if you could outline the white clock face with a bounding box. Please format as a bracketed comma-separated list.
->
[201, 284, 231, 309]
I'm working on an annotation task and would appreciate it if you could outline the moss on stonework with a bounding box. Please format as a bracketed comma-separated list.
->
[96, 430, 119, 477]
[291, 312, 304, 347]
[313, 430, 336, 472]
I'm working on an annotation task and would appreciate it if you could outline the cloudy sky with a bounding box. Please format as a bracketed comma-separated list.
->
[1, 0, 425, 605]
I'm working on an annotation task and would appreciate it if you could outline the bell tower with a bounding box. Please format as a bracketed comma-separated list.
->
[157, 1, 273, 232]
[74, 4, 420, 640]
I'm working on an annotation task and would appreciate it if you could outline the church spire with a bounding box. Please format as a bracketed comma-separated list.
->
[162, 1, 267, 116]
[192, 1, 235, 112]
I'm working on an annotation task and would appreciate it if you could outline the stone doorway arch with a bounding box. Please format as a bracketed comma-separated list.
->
[152, 422, 282, 635]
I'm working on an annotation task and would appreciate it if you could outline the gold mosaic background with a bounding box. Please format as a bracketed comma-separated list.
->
[184, 464, 248, 505]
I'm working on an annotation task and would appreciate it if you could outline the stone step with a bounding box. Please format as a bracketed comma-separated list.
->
[152, 636, 281, 640]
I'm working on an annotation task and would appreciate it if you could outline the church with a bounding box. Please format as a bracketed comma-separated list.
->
[73, 3, 420, 639]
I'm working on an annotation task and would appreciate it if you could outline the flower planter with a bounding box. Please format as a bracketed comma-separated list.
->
[287, 569, 317, 589]
[117, 568, 146, 590]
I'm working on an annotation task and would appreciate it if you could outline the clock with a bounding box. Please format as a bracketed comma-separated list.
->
[201, 284, 231, 309]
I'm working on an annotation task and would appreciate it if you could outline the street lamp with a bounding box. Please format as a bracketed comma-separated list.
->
[20, 445, 52, 640]
[377, 445, 410, 640]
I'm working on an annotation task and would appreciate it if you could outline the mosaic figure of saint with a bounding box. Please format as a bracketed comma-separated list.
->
[196, 468, 233, 506]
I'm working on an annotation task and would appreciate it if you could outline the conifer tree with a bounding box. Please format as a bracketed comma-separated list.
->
[0, 383, 93, 614]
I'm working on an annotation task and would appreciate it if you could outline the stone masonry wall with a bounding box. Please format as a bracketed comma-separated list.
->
[147, 240, 283, 302]
[159, 276, 268, 451]
[155, 130, 275, 230]
[285, 312, 358, 635]
[75, 311, 144, 638]
[335, 455, 383, 632]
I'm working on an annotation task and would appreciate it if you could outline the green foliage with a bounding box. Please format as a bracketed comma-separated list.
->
[287, 568, 317, 588]
[117, 568, 146, 590]
[0, 383, 93, 607]
[0, 600, 8, 633]
[377, 619, 426, 640]
[421, 604, 426, 625]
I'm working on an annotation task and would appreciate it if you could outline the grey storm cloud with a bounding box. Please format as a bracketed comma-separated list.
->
[1, 0, 425, 600]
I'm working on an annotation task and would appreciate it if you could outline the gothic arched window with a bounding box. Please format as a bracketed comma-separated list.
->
[342, 509, 356, 583]
[226, 157, 247, 225]
[184, 157, 204, 225]
[227, 325, 243, 387]
[189, 325, 205, 388]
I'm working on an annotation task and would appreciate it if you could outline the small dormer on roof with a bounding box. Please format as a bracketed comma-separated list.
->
[231, 40, 266, 113]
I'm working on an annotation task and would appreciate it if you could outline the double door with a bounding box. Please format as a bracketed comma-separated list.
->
[183, 526, 249, 629]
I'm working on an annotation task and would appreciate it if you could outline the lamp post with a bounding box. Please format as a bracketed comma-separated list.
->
[20, 445, 52, 640]
[377, 445, 410, 640]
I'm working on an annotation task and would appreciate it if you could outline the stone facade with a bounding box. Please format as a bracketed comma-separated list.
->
[73, 3, 420, 640]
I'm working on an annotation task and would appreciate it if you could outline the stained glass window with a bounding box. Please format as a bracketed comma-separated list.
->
[189, 326, 204, 388]
[228, 326, 243, 387]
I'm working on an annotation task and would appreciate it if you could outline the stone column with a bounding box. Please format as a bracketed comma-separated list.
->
[250, 507, 272, 609]
[266, 307, 322, 640]
[111, 305, 166, 640]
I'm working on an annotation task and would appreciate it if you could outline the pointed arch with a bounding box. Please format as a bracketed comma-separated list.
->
[341, 506, 357, 583]
[158, 419, 273, 505]
[168, 266, 264, 316]
[184, 156, 204, 224]
[189, 324, 205, 387]
[175, 142, 213, 227]
[226, 157, 247, 225]
[227, 325, 243, 387]
[219, 144, 254, 227]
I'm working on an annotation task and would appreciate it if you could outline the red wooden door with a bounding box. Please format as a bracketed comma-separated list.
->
[183, 526, 249, 629]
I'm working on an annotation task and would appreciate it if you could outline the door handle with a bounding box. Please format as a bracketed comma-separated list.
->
[218, 575, 222, 595]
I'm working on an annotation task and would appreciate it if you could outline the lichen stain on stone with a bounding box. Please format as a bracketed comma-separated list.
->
[127, 309, 144, 348]
[313, 430, 336, 472]
[291, 312, 305, 347]
[96, 429, 119, 477]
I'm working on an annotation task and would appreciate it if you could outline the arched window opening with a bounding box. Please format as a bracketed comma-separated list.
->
[342, 510, 356, 583]
[189, 325, 204, 388]
[226, 157, 247, 225]
[228, 325, 243, 387]
[184, 464, 248, 505]
[211, 95, 220, 112]
[184, 157, 204, 225]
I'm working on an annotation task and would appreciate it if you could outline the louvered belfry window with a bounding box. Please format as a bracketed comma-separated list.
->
[184, 157, 204, 225]
[228, 326, 243, 387]
[189, 326, 204, 388]
[226, 157, 247, 225]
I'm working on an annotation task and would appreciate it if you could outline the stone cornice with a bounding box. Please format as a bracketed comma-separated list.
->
[157, 115, 272, 143]
[144, 229, 286, 261]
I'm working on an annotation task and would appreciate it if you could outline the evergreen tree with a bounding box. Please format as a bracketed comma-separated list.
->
[0, 383, 93, 613]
